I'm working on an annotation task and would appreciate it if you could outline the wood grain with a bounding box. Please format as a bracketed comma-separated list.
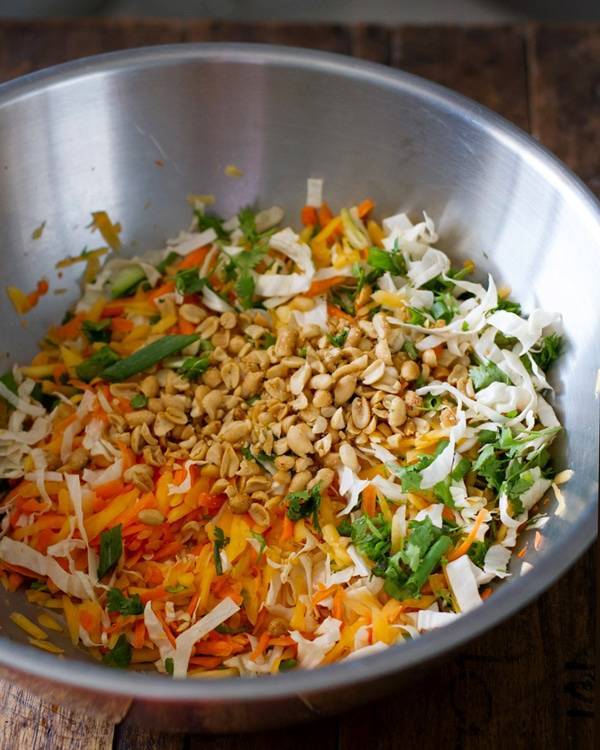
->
[0, 680, 113, 750]
[528, 23, 600, 195]
[391, 25, 530, 130]
[0, 19, 596, 750]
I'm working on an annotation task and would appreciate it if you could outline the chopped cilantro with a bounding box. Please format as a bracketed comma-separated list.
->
[473, 444, 505, 491]
[106, 588, 143, 616]
[430, 292, 457, 324]
[496, 298, 522, 315]
[156, 250, 179, 275]
[287, 482, 322, 529]
[238, 207, 259, 244]
[407, 307, 427, 326]
[130, 393, 148, 409]
[402, 340, 419, 360]
[279, 658, 298, 672]
[174, 267, 206, 295]
[213, 527, 230, 576]
[350, 514, 391, 568]
[195, 211, 229, 240]
[178, 355, 210, 380]
[336, 518, 353, 537]
[531, 333, 564, 371]
[235, 270, 255, 310]
[261, 331, 276, 349]
[327, 329, 349, 348]
[165, 656, 174, 675]
[367, 245, 407, 276]
[82, 319, 111, 343]
[467, 540, 490, 568]
[75, 346, 120, 382]
[98, 524, 123, 579]
[103, 633, 131, 668]
[469, 360, 511, 391]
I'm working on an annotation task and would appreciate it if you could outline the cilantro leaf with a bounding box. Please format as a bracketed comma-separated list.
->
[287, 482, 322, 529]
[531, 333, 563, 371]
[467, 540, 490, 568]
[235, 270, 255, 309]
[496, 298, 522, 315]
[327, 329, 349, 348]
[106, 588, 143, 616]
[250, 531, 266, 559]
[261, 332, 276, 349]
[407, 307, 427, 325]
[195, 211, 229, 240]
[82, 319, 111, 343]
[385, 534, 452, 600]
[238, 207, 259, 244]
[103, 633, 131, 668]
[367, 246, 407, 276]
[213, 526, 230, 576]
[156, 251, 179, 275]
[76, 346, 120, 382]
[469, 360, 511, 391]
[130, 393, 148, 409]
[178, 355, 210, 380]
[402, 340, 418, 360]
[388, 441, 449, 492]
[451, 457, 471, 482]
[473, 444, 505, 491]
[98, 525, 123, 578]
[397, 517, 441, 572]
[279, 658, 297, 672]
[430, 292, 457, 324]
[165, 656, 174, 675]
[350, 513, 391, 566]
[174, 268, 206, 295]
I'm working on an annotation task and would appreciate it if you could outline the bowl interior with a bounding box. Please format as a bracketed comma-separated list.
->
[0, 45, 598, 692]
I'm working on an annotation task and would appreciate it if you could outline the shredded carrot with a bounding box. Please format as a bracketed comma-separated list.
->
[301, 206, 318, 226]
[306, 276, 346, 297]
[447, 508, 487, 561]
[312, 585, 336, 605]
[361, 485, 377, 517]
[95, 480, 126, 499]
[280, 514, 294, 542]
[148, 281, 175, 301]
[332, 588, 344, 620]
[177, 246, 210, 270]
[327, 303, 355, 323]
[133, 619, 146, 650]
[318, 202, 334, 227]
[179, 318, 196, 335]
[111, 317, 134, 334]
[357, 199, 375, 219]
[250, 631, 270, 661]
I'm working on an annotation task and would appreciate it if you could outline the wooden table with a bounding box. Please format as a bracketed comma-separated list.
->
[0, 18, 597, 750]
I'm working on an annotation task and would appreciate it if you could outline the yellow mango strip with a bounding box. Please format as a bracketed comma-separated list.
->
[377, 495, 393, 522]
[28, 638, 64, 655]
[401, 595, 437, 610]
[25, 590, 49, 606]
[37, 612, 63, 632]
[62, 595, 80, 644]
[155, 471, 173, 515]
[367, 219, 384, 247]
[321, 524, 352, 567]
[84, 488, 138, 541]
[151, 315, 177, 334]
[90, 211, 121, 251]
[372, 289, 406, 309]
[10, 612, 47, 640]
[20, 364, 57, 378]
[225, 516, 250, 563]
[189, 668, 239, 679]
[289, 599, 306, 631]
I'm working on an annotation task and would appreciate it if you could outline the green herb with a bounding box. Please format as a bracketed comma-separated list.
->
[261, 331, 276, 349]
[461, 321, 470, 331]
[531, 333, 563, 371]
[350, 514, 391, 569]
[397, 517, 441, 572]
[495, 332, 519, 349]
[279, 658, 298, 672]
[106, 588, 143, 615]
[469, 360, 511, 391]
[235, 271, 255, 309]
[402, 340, 418, 360]
[385, 534, 452, 600]
[0, 370, 18, 401]
[111, 266, 146, 299]
[29, 580, 48, 591]
[430, 292, 457, 324]
[388, 441, 449, 492]
[76, 346, 121, 382]
[496, 298, 522, 315]
[245, 394, 260, 406]
[195, 211, 229, 240]
[327, 329, 349, 348]
[103, 633, 132, 668]
[422, 393, 442, 411]
[165, 656, 174, 675]
[82, 319, 111, 343]
[213, 526, 229, 576]
[467, 540, 490, 568]
[477, 429, 498, 445]
[130, 393, 148, 410]
[175, 267, 206, 295]
[451, 457, 471, 482]
[178, 355, 210, 380]
[367, 246, 407, 276]
[407, 307, 427, 326]
[336, 518, 352, 537]
[101, 335, 198, 381]
[433, 480, 454, 507]
[98, 525, 123, 579]
[238, 207, 259, 244]
[156, 251, 179, 275]
[287, 482, 322, 529]
[297, 346, 307, 358]
[473, 444, 505, 491]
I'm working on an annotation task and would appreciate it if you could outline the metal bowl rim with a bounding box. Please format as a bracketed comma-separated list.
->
[0, 42, 597, 702]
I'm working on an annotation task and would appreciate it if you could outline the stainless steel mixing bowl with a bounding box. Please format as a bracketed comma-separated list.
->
[0, 44, 598, 733]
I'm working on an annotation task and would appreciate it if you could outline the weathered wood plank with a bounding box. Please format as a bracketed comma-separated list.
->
[0, 19, 185, 82]
[0, 680, 114, 750]
[391, 25, 530, 129]
[184, 20, 352, 55]
[112, 724, 185, 750]
[528, 24, 600, 195]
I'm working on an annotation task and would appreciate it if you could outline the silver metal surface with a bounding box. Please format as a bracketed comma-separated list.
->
[0, 44, 598, 732]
